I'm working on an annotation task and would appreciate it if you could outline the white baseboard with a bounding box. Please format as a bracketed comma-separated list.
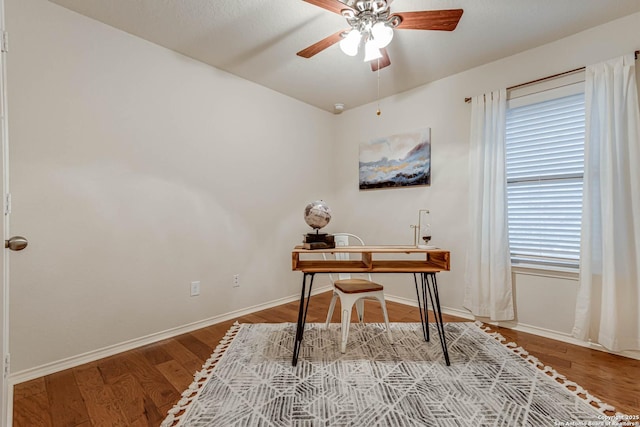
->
[11, 286, 639, 385]
[385, 294, 640, 361]
[9, 285, 332, 385]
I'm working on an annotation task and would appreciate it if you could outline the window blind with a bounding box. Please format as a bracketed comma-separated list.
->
[505, 92, 585, 268]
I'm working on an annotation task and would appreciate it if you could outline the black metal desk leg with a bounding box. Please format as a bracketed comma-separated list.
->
[413, 273, 430, 342]
[425, 273, 450, 366]
[292, 273, 315, 366]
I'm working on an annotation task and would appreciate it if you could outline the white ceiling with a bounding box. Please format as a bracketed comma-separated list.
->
[49, 0, 640, 113]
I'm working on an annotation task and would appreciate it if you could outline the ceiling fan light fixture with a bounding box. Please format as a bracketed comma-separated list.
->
[363, 39, 382, 62]
[339, 29, 361, 56]
[371, 21, 393, 48]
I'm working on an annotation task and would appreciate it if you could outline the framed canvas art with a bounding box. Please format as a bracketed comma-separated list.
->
[359, 128, 431, 190]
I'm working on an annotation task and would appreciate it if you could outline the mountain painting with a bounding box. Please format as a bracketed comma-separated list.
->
[359, 128, 431, 190]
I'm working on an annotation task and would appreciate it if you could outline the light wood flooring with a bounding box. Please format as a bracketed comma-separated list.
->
[12, 291, 640, 426]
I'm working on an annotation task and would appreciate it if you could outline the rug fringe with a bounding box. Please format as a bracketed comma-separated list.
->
[474, 322, 624, 417]
[161, 321, 242, 427]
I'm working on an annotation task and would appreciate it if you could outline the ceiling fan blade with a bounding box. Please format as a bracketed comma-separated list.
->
[371, 48, 391, 72]
[297, 30, 345, 58]
[396, 9, 464, 31]
[303, 0, 354, 15]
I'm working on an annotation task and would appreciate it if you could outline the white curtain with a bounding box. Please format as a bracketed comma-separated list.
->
[573, 54, 640, 351]
[464, 89, 514, 321]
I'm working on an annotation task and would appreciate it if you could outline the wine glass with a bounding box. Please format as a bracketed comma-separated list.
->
[421, 223, 431, 247]
[418, 210, 432, 248]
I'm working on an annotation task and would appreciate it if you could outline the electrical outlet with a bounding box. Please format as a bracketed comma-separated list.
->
[233, 274, 240, 288]
[190, 281, 200, 296]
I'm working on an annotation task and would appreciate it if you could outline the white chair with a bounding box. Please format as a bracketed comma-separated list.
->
[324, 233, 393, 353]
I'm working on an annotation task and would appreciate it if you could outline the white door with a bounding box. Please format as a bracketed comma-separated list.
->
[1, 0, 12, 425]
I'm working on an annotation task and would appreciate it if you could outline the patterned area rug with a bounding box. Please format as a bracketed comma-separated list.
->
[162, 322, 615, 427]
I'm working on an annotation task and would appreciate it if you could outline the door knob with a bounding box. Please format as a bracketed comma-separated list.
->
[5, 236, 28, 251]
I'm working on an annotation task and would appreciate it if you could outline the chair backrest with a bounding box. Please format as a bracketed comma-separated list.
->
[323, 233, 372, 282]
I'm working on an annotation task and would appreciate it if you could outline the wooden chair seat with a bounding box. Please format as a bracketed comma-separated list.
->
[334, 279, 384, 294]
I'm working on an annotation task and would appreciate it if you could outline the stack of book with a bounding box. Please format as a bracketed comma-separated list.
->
[302, 233, 335, 250]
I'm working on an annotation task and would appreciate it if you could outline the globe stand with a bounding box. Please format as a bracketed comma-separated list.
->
[303, 230, 335, 249]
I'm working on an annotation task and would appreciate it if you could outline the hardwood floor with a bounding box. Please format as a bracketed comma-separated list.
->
[12, 291, 640, 426]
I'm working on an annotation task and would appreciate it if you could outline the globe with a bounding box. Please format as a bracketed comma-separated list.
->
[304, 200, 332, 230]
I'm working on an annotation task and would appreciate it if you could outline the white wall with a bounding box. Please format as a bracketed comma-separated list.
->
[332, 12, 640, 339]
[6, 0, 640, 375]
[6, 0, 335, 372]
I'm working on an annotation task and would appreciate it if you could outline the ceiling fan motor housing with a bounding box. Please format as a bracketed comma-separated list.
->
[357, 1, 388, 13]
[342, 1, 400, 37]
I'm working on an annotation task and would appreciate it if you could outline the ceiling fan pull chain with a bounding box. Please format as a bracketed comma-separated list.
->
[376, 58, 381, 116]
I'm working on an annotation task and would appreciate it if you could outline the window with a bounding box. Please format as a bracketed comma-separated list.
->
[505, 83, 585, 269]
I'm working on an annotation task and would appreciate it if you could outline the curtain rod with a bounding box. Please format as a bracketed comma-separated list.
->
[464, 50, 640, 103]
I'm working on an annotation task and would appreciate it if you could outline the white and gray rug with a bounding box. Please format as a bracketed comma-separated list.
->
[162, 322, 617, 427]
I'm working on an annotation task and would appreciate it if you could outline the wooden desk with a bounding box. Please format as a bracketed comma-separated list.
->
[291, 245, 451, 366]
[292, 245, 450, 273]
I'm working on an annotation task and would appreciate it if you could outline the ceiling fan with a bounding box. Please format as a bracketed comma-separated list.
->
[297, 0, 463, 71]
